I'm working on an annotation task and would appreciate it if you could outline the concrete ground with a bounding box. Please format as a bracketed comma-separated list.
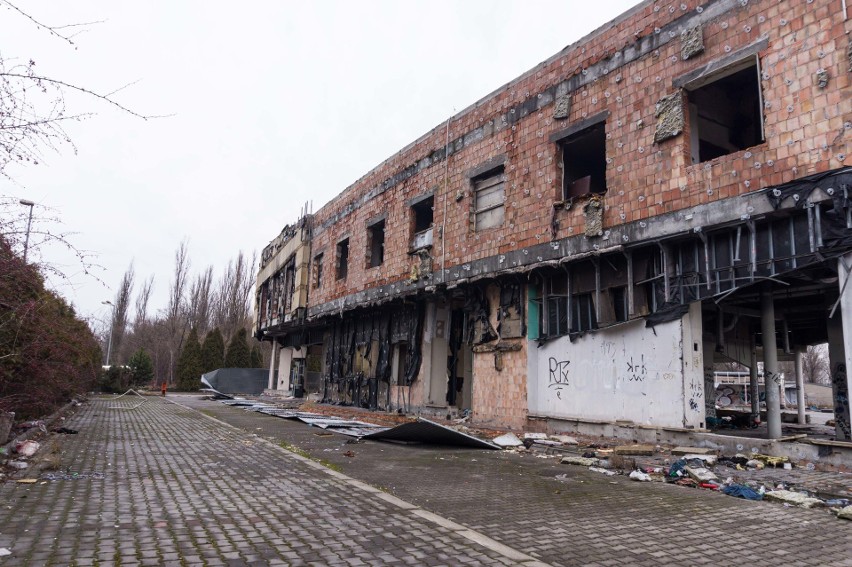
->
[0, 394, 850, 567]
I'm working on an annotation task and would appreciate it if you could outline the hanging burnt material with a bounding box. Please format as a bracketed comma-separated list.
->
[464, 286, 497, 345]
[322, 303, 423, 407]
[497, 281, 525, 338]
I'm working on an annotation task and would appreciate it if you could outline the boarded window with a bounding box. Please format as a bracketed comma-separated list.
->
[687, 57, 763, 163]
[472, 167, 505, 231]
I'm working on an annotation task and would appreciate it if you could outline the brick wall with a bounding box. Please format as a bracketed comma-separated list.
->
[471, 340, 529, 430]
[307, 0, 851, 310]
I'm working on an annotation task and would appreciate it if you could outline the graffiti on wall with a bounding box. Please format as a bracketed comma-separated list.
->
[623, 355, 647, 382]
[548, 357, 571, 399]
[688, 381, 703, 413]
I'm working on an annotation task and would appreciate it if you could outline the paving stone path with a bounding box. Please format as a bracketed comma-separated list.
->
[1, 395, 850, 566]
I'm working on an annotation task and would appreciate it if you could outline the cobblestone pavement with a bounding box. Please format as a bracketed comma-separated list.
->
[0, 395, 849, 567]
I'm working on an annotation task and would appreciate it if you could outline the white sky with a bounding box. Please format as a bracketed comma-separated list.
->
[1, 0, 639, 325]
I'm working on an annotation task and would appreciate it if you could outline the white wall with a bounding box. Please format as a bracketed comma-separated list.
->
[527, 304, 705, 429]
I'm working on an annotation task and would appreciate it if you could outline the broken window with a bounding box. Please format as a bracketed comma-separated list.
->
[367, 220, 385, 268]
[561, 122, 607, 198]
[313, 253, 323, 289]
[472, 166, 505, 231]
[687, 57, 764, 163]
[410, 196, 434, 250]
[336, 238, 349, 280]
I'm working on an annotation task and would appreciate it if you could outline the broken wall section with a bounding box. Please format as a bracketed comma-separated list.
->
[527, 303, 705, 430]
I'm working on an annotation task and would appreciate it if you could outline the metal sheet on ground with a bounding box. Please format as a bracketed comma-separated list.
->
[299, 417, 385, 429]
[360, 418, 499, 449]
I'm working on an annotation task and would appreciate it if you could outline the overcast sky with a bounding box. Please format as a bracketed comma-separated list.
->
[1, 0, 639, 326]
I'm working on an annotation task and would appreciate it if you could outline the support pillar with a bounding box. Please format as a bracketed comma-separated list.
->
[795, 348, 806, 425]
[267, 341, 279, 390]
[827, 251, 852, 440]
[761, 286, 782, 439]
[749, 340, 760, 425]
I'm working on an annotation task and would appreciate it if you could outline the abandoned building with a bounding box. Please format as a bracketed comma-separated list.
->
[254, 0, 852, 447]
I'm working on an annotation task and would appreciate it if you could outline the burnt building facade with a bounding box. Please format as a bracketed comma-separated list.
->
[255, 0, 852, 441]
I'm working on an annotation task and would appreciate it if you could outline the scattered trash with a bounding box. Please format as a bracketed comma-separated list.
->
[54, 427, 78, 434]
[824, 499, 850, 508]
[14, 440, 40, 457]
[16, 479, 37, 484]
[746, 459, 765, 470]
[782, 462, 792, 470]
[0, 548, 10, 557]
[629, 470, 651, 482]
[360, 418, 499, 449]
[763, 490, 825, 509]
[343, 450, 355, 458]
[8, 460, 28, 470]
[589, 466, 617, 476]
[837, 506, 852, 520]
[561, 456, 599, 467]
[549, 435, 579, 445]
[41, 471, 105, 481]
[682, 454, 717, 466]
[492, 433, 524, 448]
[668, 459, 687, 478]
[685, 466, 718, 483]
[698, 482, 720, 490]
[752, 454, 789, 468]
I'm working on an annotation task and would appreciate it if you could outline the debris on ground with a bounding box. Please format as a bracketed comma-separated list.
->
[629, 470, 652, 482]
[561, 456, 598, 467]
[722, 484, 763, 500]
[0, 548, 10, 557]
[685, 466, 718, 483]
[491, 433, 524, 448]
[763, 489, 825, 509]
[837, 506, 852, 520]
[589, 466, 617, 476]
[14, 440, 40, 457]
[7, 460, 28, 470]
[614, 444, 654, 456]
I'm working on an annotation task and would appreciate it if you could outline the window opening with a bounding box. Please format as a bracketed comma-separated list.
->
[561, 122, 607, 198]
[411, 197, 434, 250]
[367, 220, 385, 268]
[313, 253, 323, 289]
[336, 238, 349, 280]
[687, 57, 764, 163]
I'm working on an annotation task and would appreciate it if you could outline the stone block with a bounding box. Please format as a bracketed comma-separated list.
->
[654, 92, 684, 143]
[613, 444, 654, 456]
[671, 446, 715, 455]
[561, 456, 599, 466]
[764, 490, 825, 509]
[553, 95, 571, 120]
[680, 26, 704, 60]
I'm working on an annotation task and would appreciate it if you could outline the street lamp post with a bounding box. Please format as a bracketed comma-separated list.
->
[102, 300, 115, 367]
[19, 199, 34, 263]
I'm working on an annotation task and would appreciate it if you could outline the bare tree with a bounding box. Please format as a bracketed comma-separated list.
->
[0, 1, 152, 178]
[187, 266, 214, 337]
[212, 250, 256, 342]
[109, 263, 134, 364]
[802, 343, 830, 385]
[165, 240, 190, 384]
[134, 275, 154, 326]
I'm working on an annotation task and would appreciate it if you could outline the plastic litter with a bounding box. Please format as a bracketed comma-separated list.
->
[589, 466, 617, 476]
[629, 470, 651, 482]
[14, 440, 40, 457]
[0, 548, 10, 557]
[722, 484, 763, 500]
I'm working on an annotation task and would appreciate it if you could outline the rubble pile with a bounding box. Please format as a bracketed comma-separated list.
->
[494, 433, 852, 520]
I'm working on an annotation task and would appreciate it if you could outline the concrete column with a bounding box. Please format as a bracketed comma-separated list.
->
[827, 251, 852, 440]
[761, 286, 782, 439]
[749, 341, 760, 425]
[795, 348, 806, 425]
[267, 341, 279, 390]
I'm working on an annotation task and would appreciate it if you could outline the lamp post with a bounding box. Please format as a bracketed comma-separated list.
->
[19, 199, 34, 263]
[102, 300, 115, 367]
